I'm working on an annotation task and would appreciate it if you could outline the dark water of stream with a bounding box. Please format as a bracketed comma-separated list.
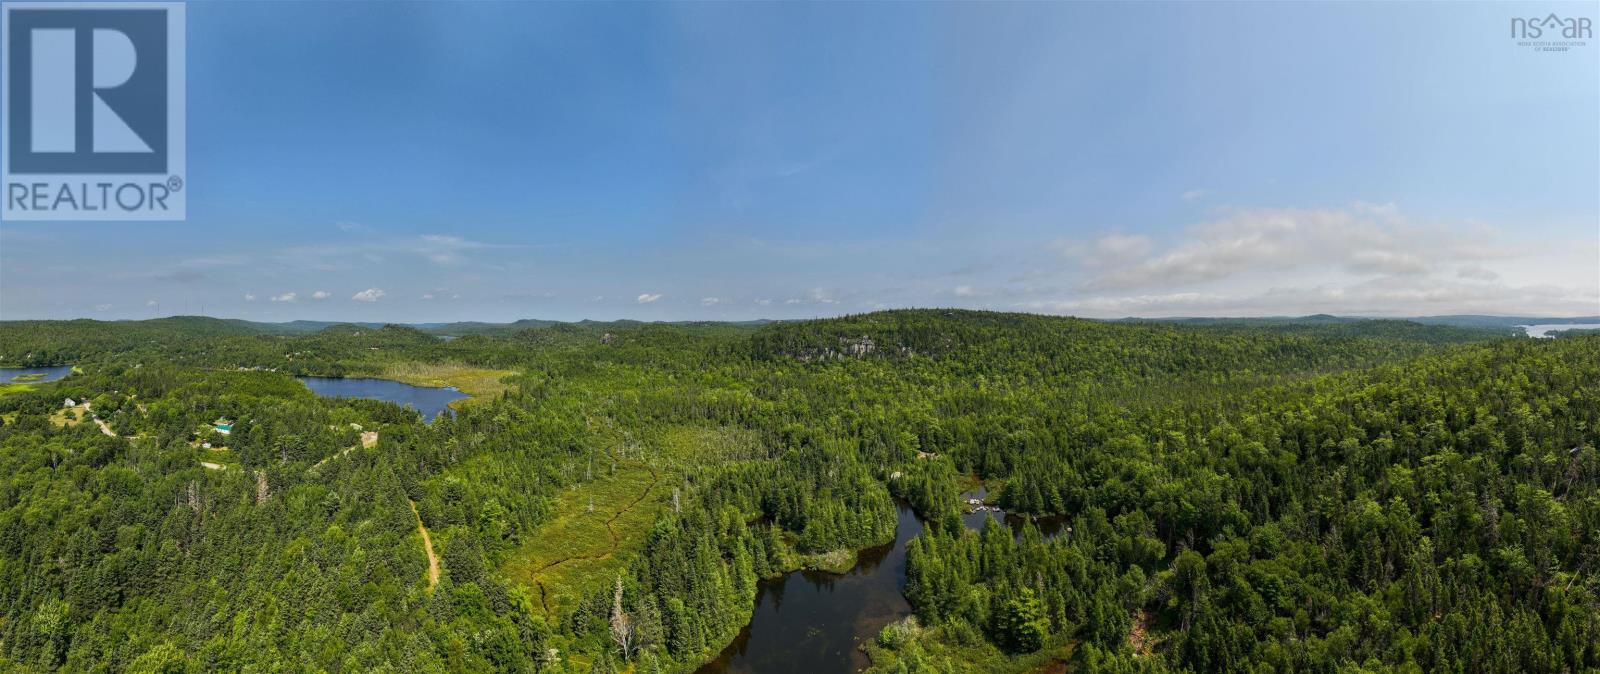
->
[960, 486, 1070, 542]
[698, 486, 1070, 673]
[697, 502, 923, 674]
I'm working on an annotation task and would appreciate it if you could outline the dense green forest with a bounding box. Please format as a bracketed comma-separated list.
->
[0, 310, 1594, 673]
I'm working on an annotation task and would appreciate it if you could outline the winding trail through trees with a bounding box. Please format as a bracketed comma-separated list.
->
[410, 499, 440, 591]
[311, 431, 378, 470]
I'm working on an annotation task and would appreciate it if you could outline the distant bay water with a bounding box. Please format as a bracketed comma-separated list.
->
[0, 365, 73, 384]
[1521, 324, 1600, 338]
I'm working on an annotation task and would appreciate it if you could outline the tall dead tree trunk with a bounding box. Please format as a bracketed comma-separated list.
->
[610, 574, 635, 661]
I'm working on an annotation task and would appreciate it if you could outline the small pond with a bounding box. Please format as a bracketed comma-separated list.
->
[698, 485, 1074, 674]
[960, 485, 1070, 542]
[297, 376, 467, 422]
[0, 365, 74, 384]
[698, 501, 923, 674]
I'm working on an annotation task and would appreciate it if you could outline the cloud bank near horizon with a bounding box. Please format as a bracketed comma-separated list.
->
[3, 201, 1594, 322]
[1018, 204, 1596, 318]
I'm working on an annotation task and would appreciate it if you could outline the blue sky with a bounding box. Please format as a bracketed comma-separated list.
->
[2, 1, 1597, 321]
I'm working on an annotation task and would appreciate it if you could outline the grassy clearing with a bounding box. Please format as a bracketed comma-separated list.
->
[798, 548, 858, 574]
[655, 424, 764, 466]
[193, 442, 240, 469]
[862, 620, 1075, 673]
[500, 462, 665, 616]
[49, 404, 90, 427]
[382, 363, 515, 409]
[0, 383, 31, 399]
[496, 424, 757, 617]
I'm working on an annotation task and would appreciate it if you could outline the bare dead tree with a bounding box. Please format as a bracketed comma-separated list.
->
[255, 470, 270, 504]
[610, 574, 635, 661]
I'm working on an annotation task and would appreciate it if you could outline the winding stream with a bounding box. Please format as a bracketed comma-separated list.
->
[699, 486, 1068, 673]
[698, 502, 923, 673]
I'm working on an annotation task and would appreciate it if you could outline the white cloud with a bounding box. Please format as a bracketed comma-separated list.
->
[145, 299, 158, 307]
[1011, 203, 1597, 318]
[1094, 234, 1154, 261]
[311, 290, 331, 300]
[252, 234, 519, 273]
[178, 254, 249, 269]
[502, 290, 556, 302]
[1182, 189, 1210, 202]
[243, 294, 257, 302]
[1020, 275, 1596, 318]
[1347, 250, 1430, 275]
[701, 297, 723, 306]
[420, 293, 435, 300]
[637, 293, 663, 304]
[417, 234, 491, 265]
[1057, 233, 1153, 267]
[755, 298, 772, 306]
[269, 292, 297, 303]
[953, 285, 989, 298]
[785, 287, 840, 305]
[1082, 204, 1497, 291]
[94, 304, 112, 312]
[352, 288, 386, 302]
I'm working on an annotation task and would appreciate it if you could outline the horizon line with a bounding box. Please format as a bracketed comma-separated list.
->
[3, 309, 1600, 326]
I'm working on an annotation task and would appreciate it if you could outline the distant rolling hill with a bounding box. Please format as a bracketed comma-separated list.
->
[4, 312, 1591, 344]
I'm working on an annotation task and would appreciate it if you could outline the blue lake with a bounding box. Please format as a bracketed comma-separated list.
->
[297, 376, 468, 421]
[0, 365, 73, 384]
[1522, 323, 1600, 338]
